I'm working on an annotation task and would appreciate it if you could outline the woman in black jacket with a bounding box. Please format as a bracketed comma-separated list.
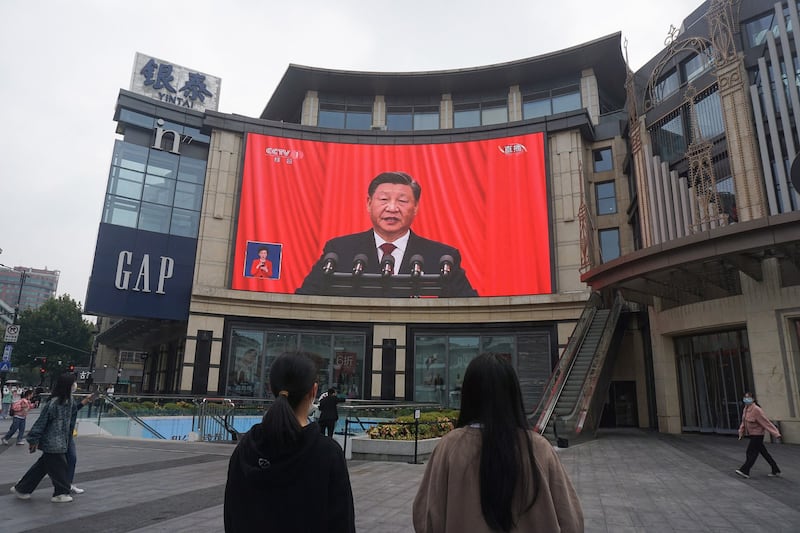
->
[224, 351, 355, 532]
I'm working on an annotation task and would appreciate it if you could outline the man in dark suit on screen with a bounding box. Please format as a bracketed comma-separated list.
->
[296, 171, 477, 297]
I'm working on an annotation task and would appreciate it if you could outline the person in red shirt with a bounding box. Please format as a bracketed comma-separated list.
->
[735, 391, 782, 478]
[250, 247, 273, 278]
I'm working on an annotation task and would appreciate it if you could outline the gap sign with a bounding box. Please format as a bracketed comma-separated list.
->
[85, 223, 197, 320]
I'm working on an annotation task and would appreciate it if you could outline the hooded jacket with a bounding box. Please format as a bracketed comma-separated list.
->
[224, 420, 355, 533]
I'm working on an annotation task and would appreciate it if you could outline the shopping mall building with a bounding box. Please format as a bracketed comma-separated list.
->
[85, 0, 800, 442]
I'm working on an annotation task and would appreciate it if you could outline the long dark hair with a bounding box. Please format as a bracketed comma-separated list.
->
[262, 351, 317, 449]
[457, 353, 540, 532]
[52, 373, 76, 404]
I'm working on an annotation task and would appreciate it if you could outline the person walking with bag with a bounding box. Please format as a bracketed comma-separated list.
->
[413, 353, 583, 533]
[224, 351, 355, 532]
[11, 373, 77, 503]
[2, 389, 33, 445]
[735, 391, 782, 479]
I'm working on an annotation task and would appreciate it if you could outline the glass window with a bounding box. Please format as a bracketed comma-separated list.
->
[146, 150, 179, 178]
[415, 336, 447, 404]
[596, 181, 617, 215]
[345, 109, 372, 130]
[174, 181, 203, 211]
[118, 109, 154, 129]
[593, 147, 613, 172]
[170, 208, 200, 238]
[112, 140, 148, 172]
[177, 157, 206, 184]
[413, 111, 439, 130]
[413, 332, 552, 409]
[138, 202, 172, 233]
[318, 107, 346, 129]
[745, 13, 776, 47]
[481, 104, 508, 125]
[142, 175, 176, 206]
[682, 50, 713, 83]
[227, 330, 266, 397]
[183, 125, 211, 144]
[675, 329, 752, 433]
[453, 107, 480, 128]
[108, 166, 144, 199]
[654, 70, 680, 103]
[522, 97, 551, 119]
[386, 111, 413, 131]
[651, 112, 686, 162]
[551, 90, 581, 113]
[332, 334, 365, 398]
[599, 228, 621, 262]
[695, 90, 724, 139]
[103, 196, 139, 228]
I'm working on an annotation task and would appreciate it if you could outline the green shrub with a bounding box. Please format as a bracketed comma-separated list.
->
[367, 410, 458, 440]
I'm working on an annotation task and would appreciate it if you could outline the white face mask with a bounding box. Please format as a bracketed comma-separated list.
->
[71, 383, 78, 393]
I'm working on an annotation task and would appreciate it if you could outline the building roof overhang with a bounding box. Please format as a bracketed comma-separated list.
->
[261, 32, 627, 120]
[580, 211, 800, 308]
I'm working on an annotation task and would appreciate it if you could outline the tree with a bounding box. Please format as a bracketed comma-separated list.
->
[11, 295, 95, 373]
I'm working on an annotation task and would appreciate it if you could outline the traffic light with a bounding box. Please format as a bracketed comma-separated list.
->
[40, 367, 46, 374]
[68, 363, 75, 373]
[40, 357, 47, 372]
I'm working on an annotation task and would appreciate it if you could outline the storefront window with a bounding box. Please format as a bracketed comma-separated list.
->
[227, 328, 366, 400]
[227, 329, 266, 397]
[675, 329, 752, 434]
[414, 333, 548, 408]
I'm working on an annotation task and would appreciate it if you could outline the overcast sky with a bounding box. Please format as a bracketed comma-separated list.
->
[0, 0, 704, 314]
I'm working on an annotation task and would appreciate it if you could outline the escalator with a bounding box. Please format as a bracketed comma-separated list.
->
[532, 292, 627, 445]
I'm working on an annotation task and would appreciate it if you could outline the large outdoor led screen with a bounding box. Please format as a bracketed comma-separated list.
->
[231, 132, 551, 297]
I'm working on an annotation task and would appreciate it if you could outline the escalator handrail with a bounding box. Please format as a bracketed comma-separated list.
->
[532, 292, 602, 433]
[567, 291, 626, 436]
[100, 394, 167, 439]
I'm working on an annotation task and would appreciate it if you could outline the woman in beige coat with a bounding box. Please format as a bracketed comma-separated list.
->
[735, 391, 781, 478]
[413, 353, 583, 533]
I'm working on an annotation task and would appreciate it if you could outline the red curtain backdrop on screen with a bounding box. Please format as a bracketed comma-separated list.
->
[231, 132, 551, 297]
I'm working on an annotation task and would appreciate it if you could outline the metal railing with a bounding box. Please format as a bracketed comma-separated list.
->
[568, 291, 627, 439]
[195, 398, 238, 442]
[531, 292, 602, 433]
[94, 394, 167, 439]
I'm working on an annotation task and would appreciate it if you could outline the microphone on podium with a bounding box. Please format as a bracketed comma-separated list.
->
[439, 255, 454, 278]
[321, 252, 338, 275]
[380, 254, 395, 277]
[409, 254, 424, 278]
[352, 254, 368, 276]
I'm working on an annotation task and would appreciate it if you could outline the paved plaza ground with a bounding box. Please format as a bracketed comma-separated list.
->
[1, 413, 798, 532]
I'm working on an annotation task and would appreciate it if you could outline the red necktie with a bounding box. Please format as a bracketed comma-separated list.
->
[379, 243, 397, 274]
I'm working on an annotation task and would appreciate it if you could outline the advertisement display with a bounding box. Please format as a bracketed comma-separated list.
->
[232, 132, 550, 297]
[85, 223, 197, 320]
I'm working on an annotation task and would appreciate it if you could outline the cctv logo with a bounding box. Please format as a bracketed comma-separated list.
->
[265, 147, 304, 164]
[498, 143, 527, 155]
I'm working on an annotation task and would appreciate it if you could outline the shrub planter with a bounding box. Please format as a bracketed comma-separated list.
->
[349, 435, 441, 462]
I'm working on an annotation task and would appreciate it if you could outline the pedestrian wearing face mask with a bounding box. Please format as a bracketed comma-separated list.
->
[735, 392, 782, 479]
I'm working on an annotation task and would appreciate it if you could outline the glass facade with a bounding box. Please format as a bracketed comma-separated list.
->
[675, 329, 753, 434]
[104, 108, 208, 239]
[522, 85, 582, 119]
[413, 331, 552, 410]
[226, 327, 367, 399]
